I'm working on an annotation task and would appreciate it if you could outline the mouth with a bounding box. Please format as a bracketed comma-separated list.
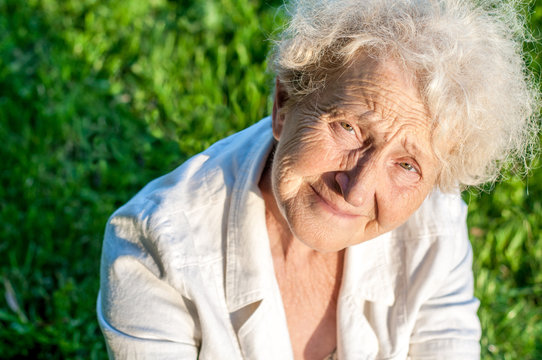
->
[309, 185, 364, 219]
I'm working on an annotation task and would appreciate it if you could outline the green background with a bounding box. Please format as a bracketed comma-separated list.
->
[0, 0, 540, 358]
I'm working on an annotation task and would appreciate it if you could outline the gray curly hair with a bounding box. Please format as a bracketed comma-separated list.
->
[270, 0, 539, 191]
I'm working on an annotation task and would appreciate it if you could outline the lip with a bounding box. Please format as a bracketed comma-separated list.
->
[310, 185, 364, 219]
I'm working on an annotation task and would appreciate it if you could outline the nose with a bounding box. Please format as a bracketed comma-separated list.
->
[335, 161, 377, 207]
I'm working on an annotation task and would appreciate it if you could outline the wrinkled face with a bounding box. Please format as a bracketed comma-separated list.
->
[271, 57, 440, 252]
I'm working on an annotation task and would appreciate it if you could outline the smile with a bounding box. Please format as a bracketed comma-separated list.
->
[309, 185, 364, 219]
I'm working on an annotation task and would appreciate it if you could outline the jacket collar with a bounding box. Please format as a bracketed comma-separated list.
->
[340, 232, 398, 306]
[225, 117, 276, 312]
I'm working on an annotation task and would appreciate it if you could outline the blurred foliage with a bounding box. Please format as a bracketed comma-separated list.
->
[462, 2, 542, 358]
[0, 0, 540, 359]
[0, 0, 281, 358]
[464, 166, 542, 358]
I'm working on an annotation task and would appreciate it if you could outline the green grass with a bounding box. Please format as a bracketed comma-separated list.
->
[0, 0, 540, 358]
[464, 166, 542, 359]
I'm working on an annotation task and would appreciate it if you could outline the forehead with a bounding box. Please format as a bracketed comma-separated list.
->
[322, 57, 430, 125]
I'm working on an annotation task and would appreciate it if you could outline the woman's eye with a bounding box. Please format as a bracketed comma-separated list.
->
[339, 121, 354, 133]
[399, 162, 417, 172]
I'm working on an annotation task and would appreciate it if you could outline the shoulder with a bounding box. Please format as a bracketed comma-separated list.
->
[121, 116, 273, 217]
[396, 189, 468, 252]
[101, 117, 274, 278]
[393, 189, 472, 297]
[398, 189, 467, 238]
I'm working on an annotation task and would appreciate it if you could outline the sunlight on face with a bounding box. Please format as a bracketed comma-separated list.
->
[271, 56, 440, 252]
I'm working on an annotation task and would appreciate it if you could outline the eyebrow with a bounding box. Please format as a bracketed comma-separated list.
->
[403, 137, 433, 162]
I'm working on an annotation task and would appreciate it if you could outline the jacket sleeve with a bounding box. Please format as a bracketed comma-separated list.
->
[97, 205, 200, 360]
[407, 197, 481, 360]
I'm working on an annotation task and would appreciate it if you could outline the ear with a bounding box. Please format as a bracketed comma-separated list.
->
[272, 77, 289, 140]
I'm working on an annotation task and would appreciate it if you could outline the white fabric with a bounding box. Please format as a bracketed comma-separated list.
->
[97, 117, 481, 360]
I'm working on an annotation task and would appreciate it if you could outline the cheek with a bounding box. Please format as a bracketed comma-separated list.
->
[277, 124, 336, 173]
[378, 183, 431, 227]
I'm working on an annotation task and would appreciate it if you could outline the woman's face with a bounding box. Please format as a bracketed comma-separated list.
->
[271, 57, 440, 252]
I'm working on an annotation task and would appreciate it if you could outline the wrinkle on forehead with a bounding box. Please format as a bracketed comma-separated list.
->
[337, 58, 429, 122]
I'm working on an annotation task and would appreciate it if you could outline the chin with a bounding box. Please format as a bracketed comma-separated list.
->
[290, 220, 365, 253]
[291, 209, 391, 252]
[306, 242, 350, 253]
[296, 237, 347, 253]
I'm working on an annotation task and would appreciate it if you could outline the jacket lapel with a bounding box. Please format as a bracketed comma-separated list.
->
[337, 232, 407, 359]
[223, 119, 293, 358]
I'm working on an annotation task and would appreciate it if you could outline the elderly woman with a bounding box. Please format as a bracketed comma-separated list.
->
[97, 0, 538, 359]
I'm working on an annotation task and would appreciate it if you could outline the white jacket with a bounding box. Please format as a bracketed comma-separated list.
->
[97, 117, 481, 359]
